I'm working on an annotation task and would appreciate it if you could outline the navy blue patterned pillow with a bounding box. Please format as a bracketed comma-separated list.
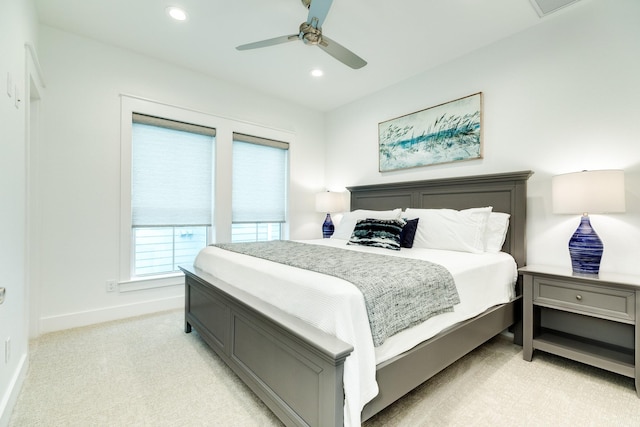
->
[400, 218, 419, 248]
[347, 218, 405, 251]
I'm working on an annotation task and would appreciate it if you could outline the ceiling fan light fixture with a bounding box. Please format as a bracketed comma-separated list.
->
[166, 6, 188, 21]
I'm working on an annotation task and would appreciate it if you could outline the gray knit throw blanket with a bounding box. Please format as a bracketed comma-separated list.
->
[213, 241, 460, 346]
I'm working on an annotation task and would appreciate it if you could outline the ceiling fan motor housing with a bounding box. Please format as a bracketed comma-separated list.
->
[299, 22, 322, 45]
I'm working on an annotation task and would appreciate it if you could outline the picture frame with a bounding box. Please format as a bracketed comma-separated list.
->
[378, 92, 483, 172]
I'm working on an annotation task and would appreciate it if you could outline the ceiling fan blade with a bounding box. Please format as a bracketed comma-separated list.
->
[307, 0, 334, 28]
[318, 36, 367, 69]
[236, 34, 299, 51]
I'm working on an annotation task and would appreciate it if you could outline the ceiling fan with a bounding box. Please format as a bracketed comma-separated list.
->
[236, 0, 367, 69]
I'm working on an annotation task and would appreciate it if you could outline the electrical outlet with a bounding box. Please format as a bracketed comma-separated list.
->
[106, 280, 118, 292]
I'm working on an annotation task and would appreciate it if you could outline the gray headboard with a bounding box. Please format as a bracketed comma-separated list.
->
[347, 170, 533, 268]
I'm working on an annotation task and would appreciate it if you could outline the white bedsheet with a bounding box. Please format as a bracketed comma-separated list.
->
[193, 239, 517, 427]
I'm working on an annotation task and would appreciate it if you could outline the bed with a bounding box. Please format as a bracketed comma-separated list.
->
[181, 170, 532, 426]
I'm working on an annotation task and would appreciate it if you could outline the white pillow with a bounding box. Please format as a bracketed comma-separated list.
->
[484, 212, 510, 253]
[404, 207, 492, 253]
[332, 208, 402, 240]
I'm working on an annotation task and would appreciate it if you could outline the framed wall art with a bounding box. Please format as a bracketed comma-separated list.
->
[378, 92, 483, 172]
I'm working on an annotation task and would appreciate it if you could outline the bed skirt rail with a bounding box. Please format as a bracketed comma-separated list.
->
[181, 266, 353, 427]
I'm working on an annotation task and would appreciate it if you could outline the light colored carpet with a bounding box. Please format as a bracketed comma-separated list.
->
[9, 310, 640, 426]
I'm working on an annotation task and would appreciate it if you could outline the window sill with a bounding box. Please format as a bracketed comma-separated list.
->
[119, 272, 184, 293]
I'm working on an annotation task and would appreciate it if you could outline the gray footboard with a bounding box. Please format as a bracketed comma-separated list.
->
[181, 266, 353, 427]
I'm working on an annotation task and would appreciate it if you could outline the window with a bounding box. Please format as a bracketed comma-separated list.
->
[231, 133, 288, 243]
[120, 96, 293, 288]
[131, 113, 214, 277]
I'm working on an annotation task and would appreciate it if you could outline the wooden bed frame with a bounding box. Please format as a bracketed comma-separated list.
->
[181, 170, 532, 426]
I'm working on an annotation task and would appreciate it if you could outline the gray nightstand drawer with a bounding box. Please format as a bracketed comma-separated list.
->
[534, 277, 635, 322]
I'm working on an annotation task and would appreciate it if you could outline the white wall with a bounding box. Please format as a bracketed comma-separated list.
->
[35, 26, 327, 333]
[0, 0, 39, 424]
[325, 0, 640, 275]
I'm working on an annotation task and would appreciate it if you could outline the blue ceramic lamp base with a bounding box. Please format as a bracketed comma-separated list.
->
[322, 213, 335, 238]
[568, 215, 603, 275]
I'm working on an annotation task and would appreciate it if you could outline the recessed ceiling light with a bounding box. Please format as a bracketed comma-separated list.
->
[311, 69, 324, 77]
[166, 6, 188, 21]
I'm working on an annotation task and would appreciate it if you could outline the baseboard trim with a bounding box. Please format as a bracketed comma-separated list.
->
[39, 295, 184, 334]
[0, 353, 28, 427]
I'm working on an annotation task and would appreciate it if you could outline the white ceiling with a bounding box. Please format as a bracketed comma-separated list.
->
[35, 0, 583, 112]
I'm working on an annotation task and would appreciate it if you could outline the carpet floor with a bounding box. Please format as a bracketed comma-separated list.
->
[9, 309, 640, 426]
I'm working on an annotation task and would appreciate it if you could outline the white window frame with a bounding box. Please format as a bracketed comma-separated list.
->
[119, 95, 293, 291]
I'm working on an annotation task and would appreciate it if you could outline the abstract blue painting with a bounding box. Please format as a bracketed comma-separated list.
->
[378, 93, 483, 172]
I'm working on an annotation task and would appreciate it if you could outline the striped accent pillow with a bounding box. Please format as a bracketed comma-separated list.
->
[347, 218, 406, 251]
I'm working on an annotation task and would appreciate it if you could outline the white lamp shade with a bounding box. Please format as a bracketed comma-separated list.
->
[315, 191, 343, 213]
[552, 170, 625, 214]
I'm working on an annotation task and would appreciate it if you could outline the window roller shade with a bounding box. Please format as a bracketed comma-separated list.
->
[132, 119, 214, 227]
[233, 132, 289, 150]
[232, 134, 288, 224]
[132, 113, 216, 137]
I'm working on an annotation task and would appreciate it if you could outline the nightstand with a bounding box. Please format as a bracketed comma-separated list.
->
[520, 265, 640, 396]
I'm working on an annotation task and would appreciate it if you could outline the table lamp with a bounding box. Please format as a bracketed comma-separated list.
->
[315, 191, 343, 238]
[552, 170, 625, 275]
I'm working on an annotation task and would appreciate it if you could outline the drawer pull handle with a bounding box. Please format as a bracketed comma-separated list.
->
[576, 294, 583, 301]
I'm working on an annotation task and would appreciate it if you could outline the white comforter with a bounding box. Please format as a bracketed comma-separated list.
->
[193, 239, 517, 427]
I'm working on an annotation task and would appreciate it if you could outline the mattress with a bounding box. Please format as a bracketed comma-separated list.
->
[193, 238, 517, 426]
